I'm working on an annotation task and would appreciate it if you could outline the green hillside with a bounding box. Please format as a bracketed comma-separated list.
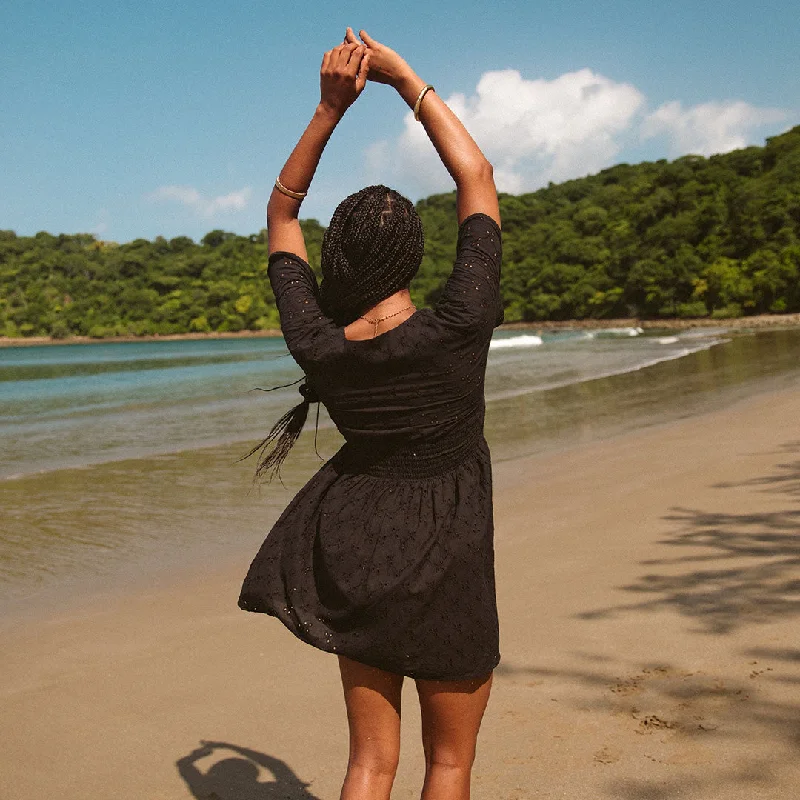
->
[2, 125, 799, 339]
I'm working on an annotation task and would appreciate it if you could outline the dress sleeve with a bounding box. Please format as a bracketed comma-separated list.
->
[433, 213, 503, 332]
[268, 251, 339, 368]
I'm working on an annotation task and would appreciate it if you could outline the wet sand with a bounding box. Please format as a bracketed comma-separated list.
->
[2, 384, 799, 799]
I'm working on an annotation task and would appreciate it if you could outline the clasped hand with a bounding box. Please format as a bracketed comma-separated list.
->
[320, 28, 408, 116]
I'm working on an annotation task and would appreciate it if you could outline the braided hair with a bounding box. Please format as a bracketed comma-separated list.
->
[246, 185, 424, 481]
[319, 185, 424, 325]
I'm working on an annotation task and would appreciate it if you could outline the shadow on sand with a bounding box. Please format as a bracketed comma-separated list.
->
[498, 651, 800, 799]
[496, 442, 800, 798]
[176, 741, 321, 800]
[577, 445, 800, 635]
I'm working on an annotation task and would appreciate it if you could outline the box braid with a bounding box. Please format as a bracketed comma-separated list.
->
[245, 185, 424, 481]
[319, 185, 424, 325]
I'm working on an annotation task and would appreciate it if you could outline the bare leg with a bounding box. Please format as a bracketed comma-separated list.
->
[416, 672, 493, 800]
[338, 655, 405, 800]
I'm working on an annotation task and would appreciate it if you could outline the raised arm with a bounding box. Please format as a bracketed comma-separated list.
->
[267, 42, 371, 258]
[349, 28, 499, 227]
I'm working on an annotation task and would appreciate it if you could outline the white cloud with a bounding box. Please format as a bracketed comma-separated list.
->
[211, 188, 252, 213]
[90, 208, 109, 237]
[641, 100, 789, 157]
[370, 68, 645, 195]
[148, 185, 252, 218]
[366, 69, 792, 196]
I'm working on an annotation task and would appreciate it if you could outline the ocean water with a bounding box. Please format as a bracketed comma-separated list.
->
[0, 327, 730, 480]
[2, 326, 799, 614]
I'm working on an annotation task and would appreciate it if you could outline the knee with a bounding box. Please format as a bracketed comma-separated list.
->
[423, 745, 475, 773]
[348, 748, 400, 779]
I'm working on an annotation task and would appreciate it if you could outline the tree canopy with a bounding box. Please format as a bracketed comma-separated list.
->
[2, 125, 799, 339]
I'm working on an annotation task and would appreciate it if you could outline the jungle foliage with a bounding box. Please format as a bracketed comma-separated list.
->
[2, 125, 799, 338]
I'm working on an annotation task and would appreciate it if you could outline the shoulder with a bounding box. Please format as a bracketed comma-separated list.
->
[431, 214, 503, 333]
[456, 213, 502, 263]
[267, 250, 319, 302]
[268, 250, 314, 279]
[458, 212, 502, 239]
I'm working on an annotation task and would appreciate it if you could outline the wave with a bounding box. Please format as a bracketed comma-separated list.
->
[592, 326, 644, 337]
[678, 327, 730, 339]
[489, 334, 543, 349]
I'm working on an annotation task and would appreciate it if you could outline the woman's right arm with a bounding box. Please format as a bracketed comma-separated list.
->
[351, 29, 500, 228]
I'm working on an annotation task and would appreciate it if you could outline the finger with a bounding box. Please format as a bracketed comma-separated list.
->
[344, 26, 359, 44]
[345, 44, 367, 78]
[328, 44, 345, 70]
[331, 42, 351, 67]
[321, 50, 332, 72]
[347, 45, 366, 76]
[340, 41, 361, 68]
[355, 50, 371, 93]
[359, 29, 378, 48]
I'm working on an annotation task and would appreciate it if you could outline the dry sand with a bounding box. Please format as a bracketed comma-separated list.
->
[2, 385, 799, 799]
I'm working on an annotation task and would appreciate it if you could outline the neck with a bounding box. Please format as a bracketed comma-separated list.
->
[343, 289, 416, 341]
[363, 289, 413, 318]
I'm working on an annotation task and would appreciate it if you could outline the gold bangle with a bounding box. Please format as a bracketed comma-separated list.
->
[274, 177, 307, 201]
[413, 84, 435, 121]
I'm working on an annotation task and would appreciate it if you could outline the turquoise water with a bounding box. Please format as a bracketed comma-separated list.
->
[1, 326, 799, 614]
[1, 327, 730, 479]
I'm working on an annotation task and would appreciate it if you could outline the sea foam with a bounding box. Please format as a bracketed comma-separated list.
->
[489, 334, 543, 350]
[593, 326, 644, 337]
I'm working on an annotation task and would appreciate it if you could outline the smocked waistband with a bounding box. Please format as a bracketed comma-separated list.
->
[333, 420, 484, 479]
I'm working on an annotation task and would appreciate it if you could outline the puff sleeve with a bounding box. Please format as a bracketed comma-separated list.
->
[267, 251, 340, 368]
[433, 213, 503, 334]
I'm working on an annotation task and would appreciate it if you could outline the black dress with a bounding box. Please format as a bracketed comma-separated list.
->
[239, 213, 503, 681]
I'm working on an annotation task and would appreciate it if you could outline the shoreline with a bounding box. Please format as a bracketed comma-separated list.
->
[0, 328, 284, 348]
[503, 311, 800, 331]
[2, 383, 799, 798]
[3, 311, 800, 347]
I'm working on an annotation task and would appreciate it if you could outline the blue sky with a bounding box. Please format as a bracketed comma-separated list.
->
[2, 0, 798, 242]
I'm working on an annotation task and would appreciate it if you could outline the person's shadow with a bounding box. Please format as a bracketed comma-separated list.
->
[176, 740, 321, 800]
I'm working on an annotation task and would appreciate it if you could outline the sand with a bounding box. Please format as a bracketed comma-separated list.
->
[2, 385, 799, 799]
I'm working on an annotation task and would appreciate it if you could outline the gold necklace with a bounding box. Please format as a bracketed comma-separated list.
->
[359, 304, 416, 338]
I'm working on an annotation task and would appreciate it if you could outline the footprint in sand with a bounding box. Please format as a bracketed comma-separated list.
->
[593, 745, 621, 765]
[638, 714, 677, 732]
[609, 667, 743, 739]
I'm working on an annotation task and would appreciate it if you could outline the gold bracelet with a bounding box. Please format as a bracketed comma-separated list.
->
[274, 177, 307, 201]
[413, 84, 435, 121]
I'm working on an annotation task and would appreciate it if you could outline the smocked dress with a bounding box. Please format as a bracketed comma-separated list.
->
[239, 213, 503, 681]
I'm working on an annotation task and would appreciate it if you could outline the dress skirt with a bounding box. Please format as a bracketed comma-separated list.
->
[239, 437, 500, 681]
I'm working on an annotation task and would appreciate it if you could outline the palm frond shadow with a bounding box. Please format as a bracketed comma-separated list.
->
[714, 458, 800, 497]
[578, 451, 800, 635]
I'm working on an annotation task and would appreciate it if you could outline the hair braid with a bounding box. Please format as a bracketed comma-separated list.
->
[245, 186, 424, 481]
[319, 185, 424, 325]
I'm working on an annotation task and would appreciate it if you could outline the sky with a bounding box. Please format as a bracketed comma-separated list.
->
[1, 0, 798, 243]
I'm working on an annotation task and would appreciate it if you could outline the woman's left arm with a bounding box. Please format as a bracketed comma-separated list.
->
[267, 41, 370, 258]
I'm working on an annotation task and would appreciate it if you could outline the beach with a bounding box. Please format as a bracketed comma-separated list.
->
[2, 375, 799, 799]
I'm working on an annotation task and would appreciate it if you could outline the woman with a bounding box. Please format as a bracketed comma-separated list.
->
[239, 29, 502, 800]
